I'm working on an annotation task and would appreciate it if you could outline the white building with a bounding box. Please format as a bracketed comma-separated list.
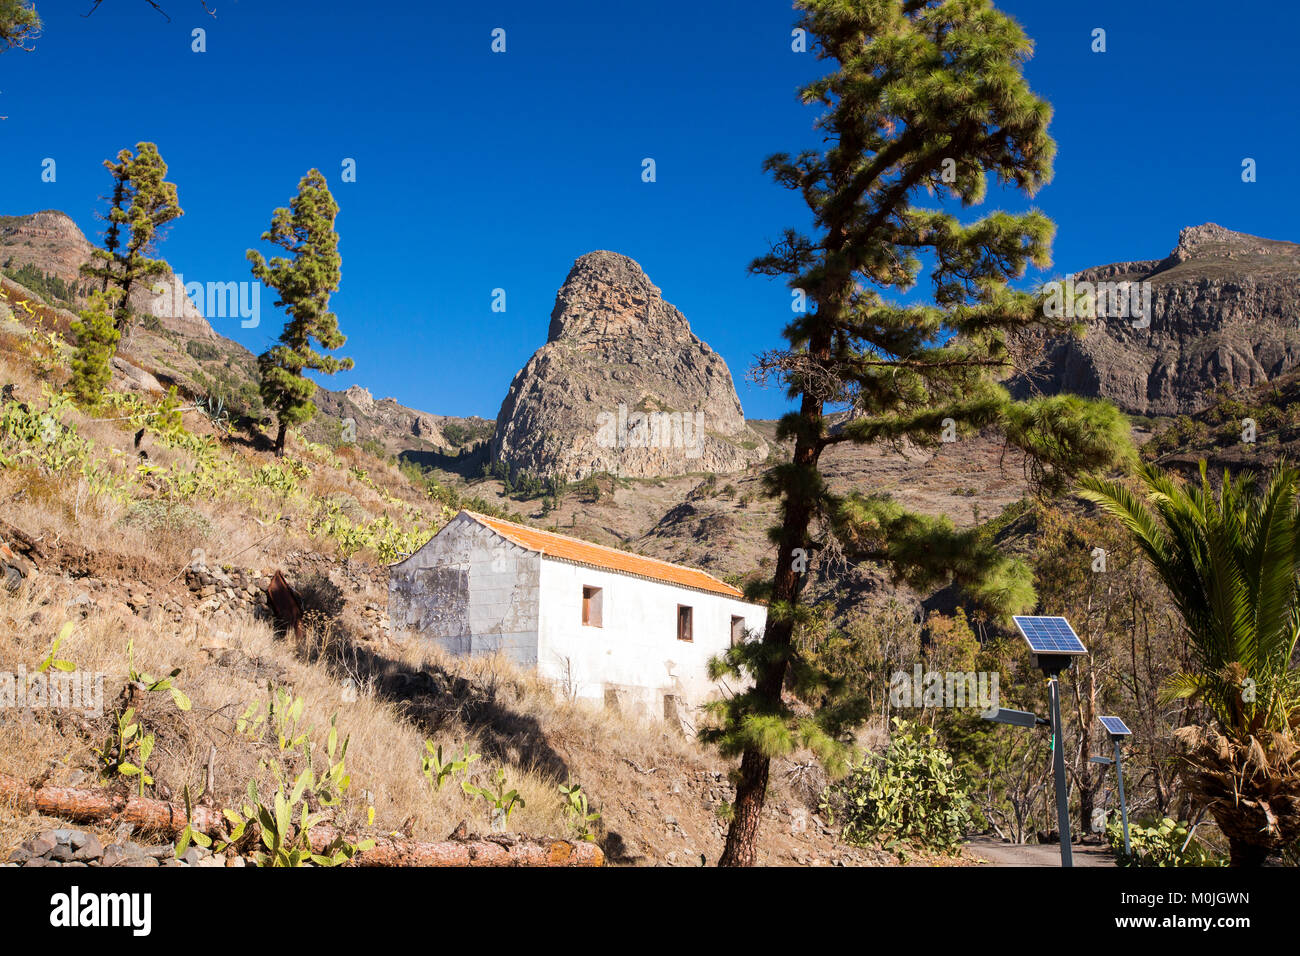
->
[388, 510, 766, 718]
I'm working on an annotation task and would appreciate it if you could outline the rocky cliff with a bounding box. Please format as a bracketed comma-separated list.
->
[1012, 223, 1300, 416]
[0, 210, 218, 342]
[492, 251, 768, 480]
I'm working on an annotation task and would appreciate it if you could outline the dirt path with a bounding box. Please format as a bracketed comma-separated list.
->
[965, 836, 1114, 867]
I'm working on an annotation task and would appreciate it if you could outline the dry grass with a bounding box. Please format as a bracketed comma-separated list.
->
[0, 324, 596, 847]
[0, 576, 599, 850]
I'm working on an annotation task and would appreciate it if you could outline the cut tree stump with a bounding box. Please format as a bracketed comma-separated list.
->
[0, 773, 603, 867]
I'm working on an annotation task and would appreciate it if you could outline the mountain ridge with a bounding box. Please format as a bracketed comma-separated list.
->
[1012, 222, 1300, 416]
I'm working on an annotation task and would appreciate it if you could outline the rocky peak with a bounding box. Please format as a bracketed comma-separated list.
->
[344, 385, 374, 408]
[1155, 222, 1291, 272]
[2, 209, 86, 244]
[1, 208, 217, 342]
[546, 250, 692, 345]
[494, 251, 767, 480]
[1, 210, 94, 286]
[1176, 222, 1242, 251]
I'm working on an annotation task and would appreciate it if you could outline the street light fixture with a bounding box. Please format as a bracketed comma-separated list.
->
[1096, 715, 1133, 856]
[986, 707, 1050, 729]
[1012, 615, 1088, 868]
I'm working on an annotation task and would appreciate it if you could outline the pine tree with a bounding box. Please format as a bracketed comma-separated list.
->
[80, 142, 184, 336]
[69, 291, 119, 408]
[708, 0, 1133, 867]
[0, 0, 39, 53]
[249, 169, 352, 456]
[4, 1, 219, 55]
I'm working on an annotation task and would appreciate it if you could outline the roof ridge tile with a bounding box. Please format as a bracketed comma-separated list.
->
[459, 510, 745, 599]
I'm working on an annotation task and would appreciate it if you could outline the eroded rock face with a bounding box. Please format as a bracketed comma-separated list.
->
[1011, 224, 1300, 415]
[0, 210, 219, 342]
[313, 388, 451, 451]
[492, 251, 767, 480]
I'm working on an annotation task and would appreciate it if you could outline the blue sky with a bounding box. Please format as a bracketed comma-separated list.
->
[2, 0, 1296, 420]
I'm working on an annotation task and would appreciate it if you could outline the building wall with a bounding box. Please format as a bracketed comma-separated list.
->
[536, 557, 766, 715]
[388, 514, 541, 666]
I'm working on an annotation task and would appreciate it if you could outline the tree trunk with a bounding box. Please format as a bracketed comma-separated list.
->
[718, 748, 770, 866]
[1078, 781, 1095, 842]
[1227, 837, 1270, 867]
[717, 336, 830, 866]
[717, 455, 817, 866]
[274, 420, 287, 456]
[1215, 804, 1281, 867]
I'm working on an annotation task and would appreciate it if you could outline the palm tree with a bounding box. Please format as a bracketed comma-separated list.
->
[1079, 461, 1300, 866]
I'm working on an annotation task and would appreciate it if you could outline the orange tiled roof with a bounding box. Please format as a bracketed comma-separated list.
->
[462, 511, 745, 599]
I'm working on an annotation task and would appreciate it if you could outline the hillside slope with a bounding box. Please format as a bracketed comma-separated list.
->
[1, 210, 487, 459]
[0, 279, 906, 867]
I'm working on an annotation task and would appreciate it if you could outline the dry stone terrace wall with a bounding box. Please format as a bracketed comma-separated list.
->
[6, 828, 244, 868]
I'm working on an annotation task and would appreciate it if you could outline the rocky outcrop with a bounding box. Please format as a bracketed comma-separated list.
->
[0, 210, 94, 286]
[1011, 223, 1300, 415]
[0, 210, 218, 342]
[492, 251, 767, 480]
[110, 355, 164, 395]
[311, 386, 494, 455]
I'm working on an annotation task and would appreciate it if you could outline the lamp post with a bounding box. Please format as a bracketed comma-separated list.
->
[1095, 716, 1133, 856]
[1010, 616, 1089, 868]
[1046, 673, 1071, 867]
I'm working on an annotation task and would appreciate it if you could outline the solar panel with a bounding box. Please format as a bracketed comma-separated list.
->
[1099, 715, 1132, 737]
[1013, 616, 1087, 655]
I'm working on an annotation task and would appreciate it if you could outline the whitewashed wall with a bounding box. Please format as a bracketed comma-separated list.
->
[388, 514, 542, 666]
[536, 558, 766, 714]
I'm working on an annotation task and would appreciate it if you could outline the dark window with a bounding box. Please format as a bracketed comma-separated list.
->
[730, 615, 745, 647]
[677, 604, 693, 642]
[582, 586, 603, 627]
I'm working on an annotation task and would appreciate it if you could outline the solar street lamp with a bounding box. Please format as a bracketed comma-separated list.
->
[986, 707, 1050, 729]
[1096, 715, 1133, 857]
[1013, 616, 1088, 868]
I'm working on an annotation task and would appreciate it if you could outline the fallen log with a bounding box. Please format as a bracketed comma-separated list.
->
[0, 773, 603, 867]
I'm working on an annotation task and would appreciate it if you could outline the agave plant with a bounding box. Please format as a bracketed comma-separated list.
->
[1079, 460, 1300, 865]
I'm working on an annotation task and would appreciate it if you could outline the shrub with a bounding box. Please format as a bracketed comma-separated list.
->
[820, 717, 972, 853]
[119, 500, 212, 539]
[69, 292, 120, 408]
[186, 339, 222, 362]
[1106, 815, 1224, 867]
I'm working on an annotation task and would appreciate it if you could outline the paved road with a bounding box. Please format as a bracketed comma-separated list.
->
[965, 836, 1115, 867]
